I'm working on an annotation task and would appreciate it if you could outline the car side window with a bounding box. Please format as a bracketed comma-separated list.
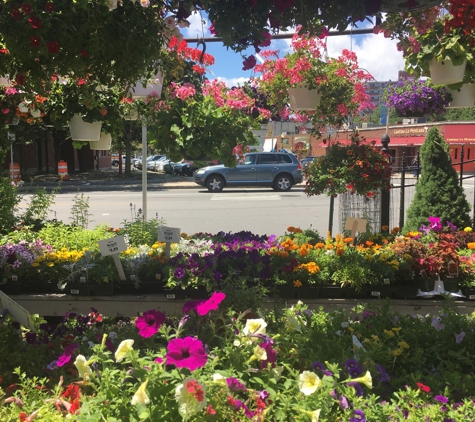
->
[257, 154, 278, 164]
[244, 155, 256, 165]
[278, 154, 292, 163]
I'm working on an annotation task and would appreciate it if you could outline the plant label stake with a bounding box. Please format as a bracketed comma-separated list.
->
[158, 227, 181, 259]
[98, 236, 127, 281]
[344, 217, 367, 244]
[0, 291, 36, 332]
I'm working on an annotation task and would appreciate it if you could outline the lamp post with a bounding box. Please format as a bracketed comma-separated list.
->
[380, 133, 391, 229]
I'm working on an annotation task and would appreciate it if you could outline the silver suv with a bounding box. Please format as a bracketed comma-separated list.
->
[193, 152, 303, 192]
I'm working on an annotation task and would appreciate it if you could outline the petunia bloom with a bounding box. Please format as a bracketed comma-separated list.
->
[243, 319, 267, 336]
[349, 371, 373, 389]
[131, 380, 150, 406]
[74, 355, 92, 378]
[135, 309, 166, 338]
[455, 331, 465, 344]
[57, 343, 79, 367]
[299, 371, 321, 395]
[196, 292, 226, 316]
[175, 378, 207, 418]
[115, 339, 134, 363]
[166, 337, 207, 371]
[350, 409, 366, 422]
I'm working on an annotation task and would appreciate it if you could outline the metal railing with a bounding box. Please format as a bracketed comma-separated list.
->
[389, 146, 475, 230]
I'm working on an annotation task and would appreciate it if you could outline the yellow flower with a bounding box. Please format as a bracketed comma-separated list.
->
[115, 339, 134, 363]
[349, 371, 372, 389]
[293, 280, 302, 288]
[392, 327, 402, 333]
[464, 227, 473, 232]
[299, 371, 321, 395]
[74, 355, 92, 378]
[398, 341, 410, 349]
[47, 262, 54, 267]
[371, 335, 379, 342]
[393, 348, 403, 356]
[253, 345, 267, 361]
[348, 327, 354, 333]
[131, 380, 150, 406]
[384, 329, 395, 337]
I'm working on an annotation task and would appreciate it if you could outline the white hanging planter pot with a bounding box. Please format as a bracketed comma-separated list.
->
[288, 85, 322, 111]
[429, 59, 466, 85]
[89, 132, 112, 150]
[0, 76, 13, 87]
[69, 114, 102, 141]
[129, 71, 164, 99]
[446, 84, 475, 108]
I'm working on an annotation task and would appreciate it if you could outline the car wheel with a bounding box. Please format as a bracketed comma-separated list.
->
[274, 174, 292, 192]
[206, 175, 225, 192]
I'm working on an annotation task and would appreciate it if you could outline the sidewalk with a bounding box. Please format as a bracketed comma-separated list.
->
[18, 169, 307, 192]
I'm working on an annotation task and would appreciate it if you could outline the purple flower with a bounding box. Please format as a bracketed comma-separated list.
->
[350, 409, 366, 422]
[174, 267, 185, 279]
[312, 361, 325, 371]
[166, 337, 207, 372]
[376, 364, 390, 383]
[435, 395, 449, 404]
[428, 216, 443, 232]
[323, 370, 333, 376]
[339, 395, 349, 410]
[259, 341, 277, 369]
[135, 309, 166, 338]
[431, 318, 445, 331]
[196, 292, 226, 316]
[226, 377, 247, 391]
[455, 331, 465, 344]
[347, 382, 364, 397]
[183, 299, 205, 314]
[446, 221, 457, 231]
[56, 343, 79, 367]
[234, 399, 254, 419]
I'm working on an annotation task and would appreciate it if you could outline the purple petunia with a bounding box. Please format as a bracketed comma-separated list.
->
[347, 382, 364, 397]
[56, 342, 79, 367]
[349, 409, 366, 422]
[135, 309, 166, 338]
[435, 395, 449, 404]
[174, 267, 185, 279]
[312, 361, 325, 371]
[455, 331, 465, 344]
[376, 364, 390, 383]
[227, 377, 247, 391]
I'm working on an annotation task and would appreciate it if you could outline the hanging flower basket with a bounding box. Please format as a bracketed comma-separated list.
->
[129, 72, 164, 100]
[446, 84, 475, 108]
[69, 114, 102, 141]
[429, 59, 466, 85]
[288, 85, 322, 111]
[89, 133, 112, 151]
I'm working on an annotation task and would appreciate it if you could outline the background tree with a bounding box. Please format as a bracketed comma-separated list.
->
[403, 127, 472, 232]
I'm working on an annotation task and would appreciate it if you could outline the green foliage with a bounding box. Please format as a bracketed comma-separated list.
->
[69, 192, 93, 229]
[0, 177, 20, 235]
[404, 127, 472, 232]
[120, 217, 166, 247]
[21, 186, 59, 230]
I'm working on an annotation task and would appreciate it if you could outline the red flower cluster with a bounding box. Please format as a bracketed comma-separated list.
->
[446, 0, 475, 35]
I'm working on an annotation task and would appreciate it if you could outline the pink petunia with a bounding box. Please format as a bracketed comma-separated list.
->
[196, 292, 226, 316]
[166, 337, 207, 371]
[136, 309, 166, 338]
[56, 343, 79, 367]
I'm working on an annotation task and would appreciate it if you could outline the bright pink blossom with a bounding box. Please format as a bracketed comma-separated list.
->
[136, 309, 166, 338]
[166, 337, 207, 371]
[196, 292, 226, 316]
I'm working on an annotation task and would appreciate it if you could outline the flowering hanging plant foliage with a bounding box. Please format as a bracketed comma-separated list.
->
[384, 78, 452, 117]
[1, 86, 47, 125]
[375, 7, 475, 84]
[254, 30, 374, 130]
[0, 0, 174, 92]
[304, 131, 392, 198]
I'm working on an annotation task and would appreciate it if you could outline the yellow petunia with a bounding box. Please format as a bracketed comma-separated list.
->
[384, 329, 395, 337]
[299, 371, 321, 395]
[393, 348, 403, 356]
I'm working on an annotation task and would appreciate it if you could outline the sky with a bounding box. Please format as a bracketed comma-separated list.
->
[178, 12, 407, 86]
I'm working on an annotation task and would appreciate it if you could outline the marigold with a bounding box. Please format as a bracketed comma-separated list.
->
[464, 227, 473, 233]
[468, 242, 475, 250]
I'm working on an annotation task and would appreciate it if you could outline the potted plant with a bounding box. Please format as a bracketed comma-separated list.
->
[304, 131, 392, 198]
[384, 78, 452, 117]
[254, 30, 374, 128]
[0, 1, 176, 94]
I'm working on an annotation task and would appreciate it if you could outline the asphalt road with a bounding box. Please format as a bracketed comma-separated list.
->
[19, 187, 339, 237]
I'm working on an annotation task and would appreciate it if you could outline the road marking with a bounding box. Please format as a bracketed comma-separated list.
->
[211, 195, 281, 201]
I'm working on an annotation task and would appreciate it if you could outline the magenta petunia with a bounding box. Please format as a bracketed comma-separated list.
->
[196, 292, 226, 316]
[136, 309, 166, 338]
[183, 299, 205, 314]
[56, 343, 79, 367]
[166, 337, 207, 371]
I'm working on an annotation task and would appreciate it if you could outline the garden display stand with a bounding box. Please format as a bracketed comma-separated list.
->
[417, 275, 465, 298]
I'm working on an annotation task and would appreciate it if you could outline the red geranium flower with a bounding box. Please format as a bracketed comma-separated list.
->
[28, 16, 42, 29]
[416, 382, 430, 393]
[11, 6, 21, 19]
[30, 36, 41, 47]
[47, 41, 60, 53]
[80, 49, 89, 58]
[0, 49, 9, 55]
[45, 2, 54, 12]
[22, 3, 32, 15]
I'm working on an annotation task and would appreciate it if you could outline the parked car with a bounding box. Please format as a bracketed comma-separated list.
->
[193, 152, 303, 192]
[111, 155, 139, 167]
[147, 156, 168, 172]
[135, 155, 165, 170]
[172, 160, 194, 176]
[154, 158, 173, 172]
[301, 156, 320, 173]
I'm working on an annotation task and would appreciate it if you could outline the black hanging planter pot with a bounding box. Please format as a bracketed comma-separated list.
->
[442, 277, 461, 293]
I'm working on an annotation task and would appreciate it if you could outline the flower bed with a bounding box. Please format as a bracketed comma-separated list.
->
[1, 298, 475, 420]
[3, 217, 475, 299]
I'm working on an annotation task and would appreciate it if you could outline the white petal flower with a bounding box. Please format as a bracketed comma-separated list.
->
[299, 371, 321, 396]
[287, 315, 302, 331]
[253, 345, 267, 361]
[243, 319, 267, 336]
[131, 380, 150, 406]
[212, 374, 227, 385]
[74, 355, 92, 378]
[115, 339, 134, 363]
[175, 378, 207, 418]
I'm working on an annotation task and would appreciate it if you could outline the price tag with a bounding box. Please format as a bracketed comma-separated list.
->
[99, 236, 127, 257]
[71, 289, 80, 295]
[167, 294, 176, 300]
[371, 291, 381, 297]
[469, 295, 475, 300]
[158, 227, 181, 243]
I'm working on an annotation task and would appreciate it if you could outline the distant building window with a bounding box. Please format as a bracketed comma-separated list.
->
[455, 148, 458, 160]
[468, 148, 471, 160]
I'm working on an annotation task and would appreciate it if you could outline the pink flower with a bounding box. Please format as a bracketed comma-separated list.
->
[136, 309, 166, 338]
[196, 292, 226, 316]
[242, 55, 257, 71]
[455, 332, 465, 344]
[259, 31, 272, 47]
[56, 343, 79, 367]
[154, 356, 164, 364]
[166, 337, 207, 371]
[30, 36, 41, 47]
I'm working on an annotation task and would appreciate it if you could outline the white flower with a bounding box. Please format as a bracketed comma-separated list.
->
[341, 322, 349, 328]
[243, 319, 267, 336]
[212, 374, 227, 385]
[233, 339, 241, 347]
[74, 355, 92, 378]
[139, 0, 150, 7]
[175, 378, 207, 418]
[310, 409, 321, 422]
[131, 380, 150, 406]
[272, 366, 284, 381]
[30, 109, 41, 118]
[253, 345, 267, 361]
[18, 101, 31, 113]
[287, 315, 302, 332]
[115, 339, 134, 363]
[299, 371, 321, 396]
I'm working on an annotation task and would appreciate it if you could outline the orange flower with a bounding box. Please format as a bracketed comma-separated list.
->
[468, 242, 475, 250]
[293, 280, 302, 287]
[299, 247, 309, 257]
[336, 248, 345, 256]
[365, 241, 374, 247]
[381, 225, 389, 231]
[315, 242, 325, 249]
[343, 237, 353, 243]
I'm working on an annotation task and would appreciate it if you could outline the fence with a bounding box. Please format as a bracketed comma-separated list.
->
[338, 149, 475, 233]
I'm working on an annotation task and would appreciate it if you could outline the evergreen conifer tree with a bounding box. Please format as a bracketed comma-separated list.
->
[403, 127, 472, 232]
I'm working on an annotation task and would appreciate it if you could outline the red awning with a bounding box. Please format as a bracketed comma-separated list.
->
[318, 136, 426, 147]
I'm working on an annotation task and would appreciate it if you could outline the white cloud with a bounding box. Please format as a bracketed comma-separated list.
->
[181, 11, 211, 39]
[215, 76, 250, 87]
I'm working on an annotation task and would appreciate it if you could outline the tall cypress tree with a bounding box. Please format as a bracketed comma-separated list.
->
[403, 127, 472, 232]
